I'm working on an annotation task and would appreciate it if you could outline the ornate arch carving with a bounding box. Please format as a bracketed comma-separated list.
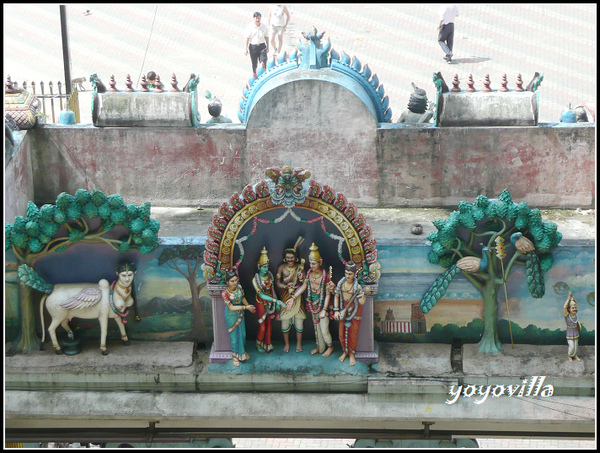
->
[202, 165, 380, 284]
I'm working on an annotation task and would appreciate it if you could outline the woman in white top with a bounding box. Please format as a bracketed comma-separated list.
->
[268, 4, 290, 56]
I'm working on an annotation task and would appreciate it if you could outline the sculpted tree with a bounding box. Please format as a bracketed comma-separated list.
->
[157, 246, 208, 341]
[420, 190, 562, 353]
[5, 189, 160, 353]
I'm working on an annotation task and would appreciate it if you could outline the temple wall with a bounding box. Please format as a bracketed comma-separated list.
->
[4, 131, 35, 221]
[8, 122, 595, 213]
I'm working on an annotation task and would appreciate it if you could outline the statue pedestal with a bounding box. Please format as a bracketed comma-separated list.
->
[355, 283, 379, 364]
[207, 283, 233, 364]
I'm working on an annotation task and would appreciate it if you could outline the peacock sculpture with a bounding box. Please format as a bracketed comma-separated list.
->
[510, 232, 544, 298]
[421, 247, 489, 313]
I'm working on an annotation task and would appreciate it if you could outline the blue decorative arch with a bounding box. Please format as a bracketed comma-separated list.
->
[238, 31, 392, 124]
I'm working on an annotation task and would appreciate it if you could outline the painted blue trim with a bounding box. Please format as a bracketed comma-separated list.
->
[238, 48, 392, 124]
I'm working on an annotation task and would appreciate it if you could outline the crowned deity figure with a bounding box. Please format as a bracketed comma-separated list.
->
[292, 243, 335, 357]
[334, 262, 367, 366]
[253, 247, 285, 353]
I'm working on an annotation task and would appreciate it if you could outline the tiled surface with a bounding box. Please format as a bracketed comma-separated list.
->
[3, 4, 596, 124]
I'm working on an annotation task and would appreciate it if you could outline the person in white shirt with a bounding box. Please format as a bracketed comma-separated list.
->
[245, 11, 269, 79]
[268, 4, 290, 56]
[438, 4, 459, 63]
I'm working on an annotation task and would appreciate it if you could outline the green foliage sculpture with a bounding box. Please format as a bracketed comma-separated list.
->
[5, 189, 160, 353]
[420, 189, 562, 353]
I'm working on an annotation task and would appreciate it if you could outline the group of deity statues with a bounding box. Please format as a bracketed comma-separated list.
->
[221, 239, 368, 366]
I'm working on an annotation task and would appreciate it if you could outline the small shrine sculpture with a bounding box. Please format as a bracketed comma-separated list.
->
[203, 164, 381, 365]
[432, 71, 544, 126]
[397, 82, 433, 124]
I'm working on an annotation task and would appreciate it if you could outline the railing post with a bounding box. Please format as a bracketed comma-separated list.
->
[49, 81, 56, 123]
[39, 81, 46, 117]
[58, 81, 64, 111]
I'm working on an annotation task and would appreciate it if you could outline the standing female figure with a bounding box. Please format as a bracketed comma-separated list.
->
[222, 271, 256, 366]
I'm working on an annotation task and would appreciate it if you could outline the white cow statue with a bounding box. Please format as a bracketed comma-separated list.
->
[20, 261, 138, 355]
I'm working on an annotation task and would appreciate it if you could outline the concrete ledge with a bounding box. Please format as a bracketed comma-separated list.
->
[5, 341, 595, 437]
[93, 92, 199, 127]
[437, 91, 538, 127]
[462, 344, 595, 379]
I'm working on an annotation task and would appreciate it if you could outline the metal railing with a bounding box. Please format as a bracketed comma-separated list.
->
[19, 80, 81, 123]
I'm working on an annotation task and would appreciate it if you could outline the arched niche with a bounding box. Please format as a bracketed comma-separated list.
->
[203, 165, 380, 365]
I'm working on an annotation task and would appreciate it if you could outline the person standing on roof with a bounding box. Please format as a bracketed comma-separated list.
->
[438, 4, 459, 63]
[245, 11, 269, 79]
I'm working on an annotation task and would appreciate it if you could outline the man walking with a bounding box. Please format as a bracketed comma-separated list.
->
[245, 11, 269, 79]
[438, 4, 459, 63]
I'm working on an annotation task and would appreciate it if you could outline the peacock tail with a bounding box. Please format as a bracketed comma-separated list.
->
[420, 264, 460, 313]
[525, 251, 545, 298]
[17, 264, 54, 294]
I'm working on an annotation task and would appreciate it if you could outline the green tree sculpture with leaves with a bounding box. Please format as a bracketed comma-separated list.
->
[5, 189, 160, 353]
[420, 189, 562, 353]
[157, 246, 208, 341]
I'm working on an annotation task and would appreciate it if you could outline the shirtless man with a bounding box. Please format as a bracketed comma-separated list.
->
[276, 239, 306, 353]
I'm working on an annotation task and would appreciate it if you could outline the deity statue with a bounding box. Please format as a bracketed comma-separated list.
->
[252, 247, 285, 353]
[275, 237, 307, 353]
[397, 82, 433, 124]
[334, 262, 367, 366]
[37, 260, 139, 355]
[564, 291, 583, 362]
[292, 243, 335, 357]
[222, 270, 256, 366]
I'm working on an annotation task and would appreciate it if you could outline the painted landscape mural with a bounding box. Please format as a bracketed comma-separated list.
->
[5, 238, 594, 348]
[373, 242, 595, 346]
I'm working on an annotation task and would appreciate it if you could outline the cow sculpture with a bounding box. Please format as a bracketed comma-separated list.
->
[19, 261, 139, 355]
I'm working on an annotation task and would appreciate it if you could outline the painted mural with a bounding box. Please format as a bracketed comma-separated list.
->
[4, 201, 594, 353]
[373, 242, 595, 346]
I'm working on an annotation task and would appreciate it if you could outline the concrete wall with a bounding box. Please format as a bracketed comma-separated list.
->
[4, 131, 34, 221]
[377, 123, 595, 207]
[12, 122, 593, 213]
